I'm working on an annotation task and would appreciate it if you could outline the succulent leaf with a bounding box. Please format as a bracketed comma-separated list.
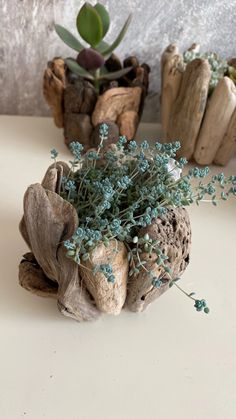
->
[99, 66, 109, 76]
[65, 58, 94, 80]
[98, 66, 133, 81]
[96, 40, 110, 53]
[100, 15, 132, 56]
[76, 3, 103, 47]
[94, 3, 110, 37]
[55, 24, 84, 52]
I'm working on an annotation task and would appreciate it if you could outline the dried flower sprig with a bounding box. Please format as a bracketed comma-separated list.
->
[50, 124, 236, 313]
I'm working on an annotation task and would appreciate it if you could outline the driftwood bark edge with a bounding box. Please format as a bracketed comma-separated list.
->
[161, 43, 236, 165]
[43, 55, 150, 149]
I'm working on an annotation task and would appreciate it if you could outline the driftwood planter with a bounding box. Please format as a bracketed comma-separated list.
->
[18, 162, 192, 322]
[43, 55, 150, 150]
[161, 44, 236, 165]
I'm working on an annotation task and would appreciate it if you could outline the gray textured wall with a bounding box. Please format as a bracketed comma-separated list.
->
[1, 0, 236, 122]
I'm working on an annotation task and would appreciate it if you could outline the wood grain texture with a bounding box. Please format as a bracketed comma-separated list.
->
[161, 50, 184, 139]
[167, 58, 211, 159]
[80, 241, 128, 315]
[41, 161, 70, 193]
[19, 252, 58, 298]
[20, 182, 100, 321]
[1, 0, 236, 122]
[126, 208, 191, 313]
[161, 44, 179, 90]
[194, 77, 236, 165]
[23, 183, 78, 281]
[43, 58, 66, 127]
[91, 86, 142, 126]
[214, 107, 236, 165]
[57, 246, 101, 322]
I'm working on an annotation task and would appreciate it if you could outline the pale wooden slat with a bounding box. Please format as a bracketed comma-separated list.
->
[194, 77, 236, 165]
[167, 58, 211, 160]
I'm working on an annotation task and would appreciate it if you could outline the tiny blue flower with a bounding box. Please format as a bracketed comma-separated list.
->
[69, 141, 84, 159]
[99, 123, 109, 139]
[117, 176, 132, 189]
[51, 149, 58, 159]
[87, 151, 99, 161]
[140, 140, 149, 150]
[152, 278, 162, 288]
[128, 140, 138, 151]
[65, 180, 76, 191]
[64, 240, 75, 250]
[117, 135, 127, 148]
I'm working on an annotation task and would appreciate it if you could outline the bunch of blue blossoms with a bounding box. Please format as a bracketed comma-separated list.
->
[51, 124, 236, 313]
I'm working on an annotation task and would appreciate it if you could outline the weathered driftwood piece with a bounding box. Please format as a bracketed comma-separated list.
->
[105, 53, 122, 72]
[19, 253, 58, 298]
[161, 52, 184, 139]
[214, 106, 236, 165]
[22, 184, 78, 281]
[188, 43, 200, 53]
[56, 246, 100, 322]
[167, 58, 211, 159]
[161, 44, 179, 89]
[19, 183, 100, 322]
[64, 113, 93, 149]
[91, 86, 142, 126]
[127, 60, 150, 117]
[117, 110, 139, 140]
[228, 58, 236, 69]
[20, 161, 70, 250]
[194, 77, 236, 165]
[63, 79, 97, 147]
[19, 162, 191, 322]
[80, 241, 128, 315]
[41, 161, 70, 193]
[43, 58, 66, 128]
[64, 79, 97, 114]
[161, 43, 236, 165]
[126, 208, 191, 313]
[43, 56, 150, 150]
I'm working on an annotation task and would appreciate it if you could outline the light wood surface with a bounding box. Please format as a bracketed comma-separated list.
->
[194, 77, 236, 165]
[214, 106, 236, 165]
[167, 58, 211, 159]
[161, 51, 184, 138]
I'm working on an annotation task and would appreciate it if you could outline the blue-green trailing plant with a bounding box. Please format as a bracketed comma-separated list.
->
[50, 124, 236, 314]
[55, 2, 133, 92]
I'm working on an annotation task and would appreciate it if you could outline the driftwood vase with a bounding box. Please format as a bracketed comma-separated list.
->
[161, 43, 236, 166]
[43, 55, 150, 150]
[18, 162, 191, 322]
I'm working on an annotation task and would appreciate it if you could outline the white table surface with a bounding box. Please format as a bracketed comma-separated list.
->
[0, 115, 236, 419]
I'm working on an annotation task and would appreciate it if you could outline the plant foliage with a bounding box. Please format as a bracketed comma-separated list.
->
[50, 125, 236, 313]
[55, 2, 132, 92]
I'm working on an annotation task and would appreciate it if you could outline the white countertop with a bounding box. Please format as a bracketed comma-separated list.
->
[0, 115, 236, 419]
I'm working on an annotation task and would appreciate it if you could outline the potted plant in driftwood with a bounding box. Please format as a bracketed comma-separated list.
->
[43, 2, 150, 151]
[161, 43, 236, 166]
[19, 124, 236, 322]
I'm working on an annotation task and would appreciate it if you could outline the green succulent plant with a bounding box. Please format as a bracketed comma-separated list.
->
[55, 2, 133, 92]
